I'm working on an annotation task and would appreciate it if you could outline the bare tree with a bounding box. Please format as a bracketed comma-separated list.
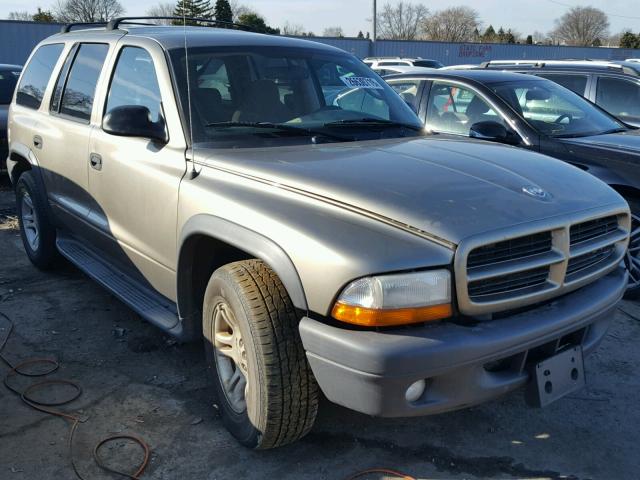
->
[146, 2, 175, 24]
[229, 0, 252, 22]
[282, 21, 306, 36]
[551, 6, 609, 46]
[323, 26, 344, 37]
[54, 0, 124, 22]
[422, 6, 480, 42]
[377, 1, 428, 40]
[532, 30, 548, 44]
[7, 11, 34, 20]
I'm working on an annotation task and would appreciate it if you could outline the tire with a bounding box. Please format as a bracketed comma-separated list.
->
[624, 197, 640, 299]
[15, 170, 59, 270]
[202, 259, 318, 449]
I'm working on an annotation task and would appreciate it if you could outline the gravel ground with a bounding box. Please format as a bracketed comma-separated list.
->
[1, 176, 639, 480]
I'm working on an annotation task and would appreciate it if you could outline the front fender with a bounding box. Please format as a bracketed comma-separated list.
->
[177, 213, 308, 322]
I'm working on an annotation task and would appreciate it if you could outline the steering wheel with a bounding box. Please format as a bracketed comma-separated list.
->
[554, 113, 572, 124]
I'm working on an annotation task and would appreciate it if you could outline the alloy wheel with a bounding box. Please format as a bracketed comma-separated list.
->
[20, 191, 40, 251]
[213, 301, 249, 414]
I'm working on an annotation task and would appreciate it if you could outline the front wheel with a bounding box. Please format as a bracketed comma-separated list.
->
[203, 260, 318, 449]
[624, 198, 640, 299]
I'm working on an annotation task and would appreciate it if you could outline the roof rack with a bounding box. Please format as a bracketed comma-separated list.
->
[480, 59, 640, 76]
[60, 16, 252, 34]
[106, 16, 250, 31]
[61, 21, 108, 33]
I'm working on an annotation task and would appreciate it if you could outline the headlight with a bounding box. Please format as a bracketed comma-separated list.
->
[331, 269, 452, 327]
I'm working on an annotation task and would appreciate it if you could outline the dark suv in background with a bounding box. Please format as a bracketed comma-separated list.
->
[384, 69, 640, 295]
[0, 64, 22, 171]
[470, 60, 640, 127]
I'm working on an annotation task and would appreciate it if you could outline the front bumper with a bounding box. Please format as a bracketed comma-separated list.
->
[299, 266, 627, 417]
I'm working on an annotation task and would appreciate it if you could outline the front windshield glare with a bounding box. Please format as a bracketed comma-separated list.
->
[491, 80, 624, 138]
[169, 46, 423, 147]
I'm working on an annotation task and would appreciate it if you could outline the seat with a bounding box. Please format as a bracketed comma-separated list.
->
[193, 87, 226, 124]
[232, 79, 291, 123]
[465, 95, 491, 125]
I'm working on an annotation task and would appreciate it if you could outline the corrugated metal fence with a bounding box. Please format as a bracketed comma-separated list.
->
[0, 19, 637, 67]
[0, 20, 62, 65]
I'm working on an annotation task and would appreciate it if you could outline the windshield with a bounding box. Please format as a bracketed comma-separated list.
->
[169, 46, 423, 148]
[490, 79, 625, 138]
[0, 68, 20, 105]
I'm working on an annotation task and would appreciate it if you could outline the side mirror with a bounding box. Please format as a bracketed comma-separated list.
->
[470, 121, 520, 145]
[103, 105, 167, 143]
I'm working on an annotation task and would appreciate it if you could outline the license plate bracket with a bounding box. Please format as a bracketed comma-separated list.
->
[525, 345, 585, 408]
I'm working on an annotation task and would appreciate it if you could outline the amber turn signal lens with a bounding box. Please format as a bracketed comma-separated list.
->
[331, 302, 452, 327]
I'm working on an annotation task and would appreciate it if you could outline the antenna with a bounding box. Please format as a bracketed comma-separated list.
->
[182, 15, 198, 179]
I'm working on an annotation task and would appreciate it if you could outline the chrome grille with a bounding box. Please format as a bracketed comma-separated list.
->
[570, 216, 618, 245]
[467, 232, 552, 268]
[566, 245, 615, 277]
[456, 209, 630, 315]
[468, 266, 549, 298]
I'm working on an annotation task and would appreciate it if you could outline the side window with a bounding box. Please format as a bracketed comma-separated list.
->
[59, 43, 109, 122]
[388, 79, 423, 113]
[595, 76, 640, 124]
[50, 45, 77, 113]
[16, 43, 64, 109]
[105, 47, 162, 122]
[426, 82, 504, 135]
[537, 74, 588, 96]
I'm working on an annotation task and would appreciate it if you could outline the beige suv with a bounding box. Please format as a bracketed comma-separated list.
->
[6, 19, 631, 449]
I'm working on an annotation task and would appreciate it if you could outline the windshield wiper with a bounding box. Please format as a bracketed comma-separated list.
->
[322, 118, 424, 131]
[598, 127, 628, 135]
[205, 121, 350, 142]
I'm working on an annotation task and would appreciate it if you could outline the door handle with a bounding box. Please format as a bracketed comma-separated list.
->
[89, 153, 102, 171]
[33, 135, 43, 149]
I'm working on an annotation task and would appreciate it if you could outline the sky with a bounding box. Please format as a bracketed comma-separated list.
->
[1, 0, 639, 38]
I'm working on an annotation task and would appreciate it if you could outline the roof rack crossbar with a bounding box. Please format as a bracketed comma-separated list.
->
[105, 16, 250, 31]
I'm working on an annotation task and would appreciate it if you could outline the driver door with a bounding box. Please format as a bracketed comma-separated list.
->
[86, 41, 187, 300]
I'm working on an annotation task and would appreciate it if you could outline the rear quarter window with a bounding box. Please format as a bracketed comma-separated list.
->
[16, 43, 65, 109]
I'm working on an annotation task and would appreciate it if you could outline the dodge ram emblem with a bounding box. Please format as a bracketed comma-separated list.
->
[522, 185, 550, 199]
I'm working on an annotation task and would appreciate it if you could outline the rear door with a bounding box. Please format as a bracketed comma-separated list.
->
[36, 42, 110, 230]
[87, 40, 187, 300]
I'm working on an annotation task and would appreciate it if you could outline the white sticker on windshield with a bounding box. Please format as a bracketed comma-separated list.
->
[340, 75, 384, 90]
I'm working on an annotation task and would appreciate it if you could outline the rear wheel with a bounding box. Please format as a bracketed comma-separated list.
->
[203, 259, 318, 449]
[624, 198, 640, 299]
[15, 171, 59, 270]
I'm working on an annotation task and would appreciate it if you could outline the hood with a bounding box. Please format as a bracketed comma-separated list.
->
[558, 128, 640, 155]
[197, 137, 623, 245]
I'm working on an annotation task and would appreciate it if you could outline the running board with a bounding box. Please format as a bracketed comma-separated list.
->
[56, 234, 181, 335]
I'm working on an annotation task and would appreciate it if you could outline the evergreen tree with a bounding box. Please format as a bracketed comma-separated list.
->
[482, 25, 496, 42]
[173, 0, 213, 25]
[357, 30, 364, 39]
[214, 0, 233, 25]
[620, 31, 640, 49]
[497, 27, 506, 42]
[32, 7, 55, 22]
[526, 34, 533, 44]
[237, 12, 280, 34]
[505, 29, 516, 44]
